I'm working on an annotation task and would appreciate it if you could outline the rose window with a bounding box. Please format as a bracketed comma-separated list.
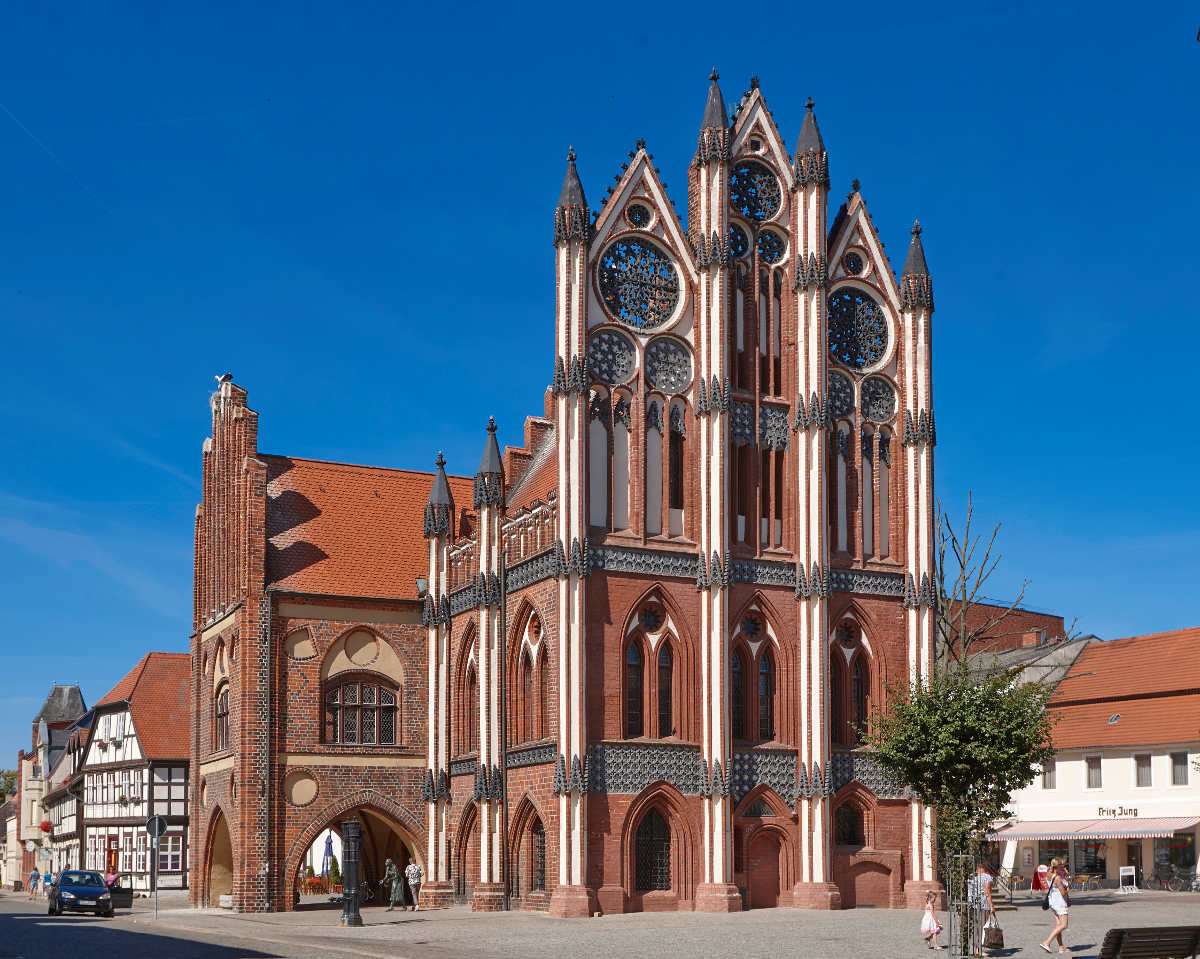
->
[730, 161, 781, 222]
[644, 337, 692, 393]
[729, 224, 749, 258]
[860, 377, 897, 422]
[587, 328, 637, 385]
[757, 230, 785, 264]
[828, 287, 889, 370]
[827, 370, 854, 419]
[598, 239, 680, 331]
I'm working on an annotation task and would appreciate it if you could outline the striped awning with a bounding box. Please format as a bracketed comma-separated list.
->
[991, 817, 1200, 841]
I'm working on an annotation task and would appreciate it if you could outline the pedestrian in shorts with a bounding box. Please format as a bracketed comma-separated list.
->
[404, 860, 423, 911]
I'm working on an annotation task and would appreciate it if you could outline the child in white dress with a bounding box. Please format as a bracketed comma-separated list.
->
[920, 890, 944, 949]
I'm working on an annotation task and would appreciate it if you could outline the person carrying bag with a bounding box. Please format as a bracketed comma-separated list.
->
[982, 914, 1005, 950]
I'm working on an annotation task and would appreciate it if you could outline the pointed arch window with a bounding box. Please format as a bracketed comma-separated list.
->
[635, 808, 671, 891]
[830, 656, 846, 746]
[731, 651, 746, 741]
[851, 654, 869, 745]
[518, 648, 534, 743]
[625, 642, 644, 738]
[531, 819, 546, 891]
[465, 665, 479, 753]
[214, 683, 229, 751]
[537, 646, 549, 741]
[657, 643, 674, 738]
[835, 802, 865, 847]
[324, 675, 398, 746]
[758, 652, 775, 741]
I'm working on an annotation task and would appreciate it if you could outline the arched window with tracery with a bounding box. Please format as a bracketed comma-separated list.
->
[537, 645, 549, 741]
[625, 642, 644, 738]
[531, 819, 546, 891]
[214, 683, 229, 751]
[635, 808, 671, 891]
[830, 656, 846, 746]
[835, 802, 865, 847]
[851, 653, 869, 745]
[657, 642, 674, 738]
[465, 665, 479, 753]
[731, 650, 746, 741]
[758, 651, 775, 740]
[518, 648, 534, 743]
[324, 674, 399, 745]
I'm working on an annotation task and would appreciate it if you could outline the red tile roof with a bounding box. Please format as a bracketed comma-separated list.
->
[96, 652, 191, 760]
[1048, 627, 1200, 750]
[505, 428, 557, 514]
[262, 455, 474, 600]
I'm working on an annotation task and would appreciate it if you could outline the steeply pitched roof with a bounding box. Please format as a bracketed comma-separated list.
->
[505, 425, 557, 513]
[96, 652, 191, 759]
[263, 455, 474, 600]
[1049, 628, 1200, 749]
[902, 221, 929, 278]
[557, 148, 587, 208]
[794, 98, 824, 155]
[34, 684, 86, 725]
[700, 70, 727, 130]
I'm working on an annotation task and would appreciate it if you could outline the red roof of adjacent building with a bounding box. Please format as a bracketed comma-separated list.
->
[262, 455, 474, 600]
[1048, 627, 1200, 750]
[505, 428, 557, 514]
[96, 652, 191, 759]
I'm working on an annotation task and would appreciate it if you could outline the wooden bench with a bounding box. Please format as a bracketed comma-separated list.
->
[1097, 926, 1200, 959]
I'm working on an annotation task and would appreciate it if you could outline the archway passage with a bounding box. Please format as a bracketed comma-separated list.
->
[747, 832, 781, 908]
[207, 811, 233, 907]
[293, 805, 420, 910]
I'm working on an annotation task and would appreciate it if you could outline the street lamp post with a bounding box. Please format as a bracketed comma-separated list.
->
[340, 819, 363, 927]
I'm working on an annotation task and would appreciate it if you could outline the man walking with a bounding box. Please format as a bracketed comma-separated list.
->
[27, 867, 39, 900]
[404, 860, 423, 911]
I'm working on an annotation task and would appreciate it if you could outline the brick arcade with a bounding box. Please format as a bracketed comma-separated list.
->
[190, 72, 949, 915]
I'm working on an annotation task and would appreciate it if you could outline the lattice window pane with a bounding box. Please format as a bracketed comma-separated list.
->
[532, 824, 546, 891]
[380, 707, 395, 745]
[342, 684, 358, 705]
[362, 685, 376, 705]
[380, 689, 395, 707]
[343, 706, 358, 744]
[361, 708, 376, 744]
[326, 687, 340, 704]
[635, 809, 671, 891]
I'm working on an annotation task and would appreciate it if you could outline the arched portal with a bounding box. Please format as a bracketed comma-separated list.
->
[289, 801, 422, 910]
[206, 810, 233, 908]
[747, 831, 782, 908]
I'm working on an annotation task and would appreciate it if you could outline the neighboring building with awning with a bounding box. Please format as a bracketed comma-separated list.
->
[993, 628, 1200, 884]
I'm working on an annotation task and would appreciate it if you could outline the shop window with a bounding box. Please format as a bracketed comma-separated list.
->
[1073, 841, 1106, 875]
[1154, 833, 1196, 869]
[324, 676, 398, 746]
[1171, 752, 1189, 786]
[635, 809, 671, 891]
[1135, 754, 1152, 788]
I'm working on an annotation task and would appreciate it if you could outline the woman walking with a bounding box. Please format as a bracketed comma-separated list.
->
[1039, 858, 1070, 953]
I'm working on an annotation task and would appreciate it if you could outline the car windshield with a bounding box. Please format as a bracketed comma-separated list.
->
[60, 871, 105, 888]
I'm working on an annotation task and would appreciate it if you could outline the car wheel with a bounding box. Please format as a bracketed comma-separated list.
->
[48, 902, 54, 915]
[103, 908, 114, 918]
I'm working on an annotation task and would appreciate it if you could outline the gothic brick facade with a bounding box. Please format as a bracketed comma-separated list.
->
[190, 73, 980, 915]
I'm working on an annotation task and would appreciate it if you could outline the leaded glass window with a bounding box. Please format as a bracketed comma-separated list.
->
[657, 643, 674, 737]
[851, 656, 868, 745]
[835, 804, 864, 846]
[214, 684, 229, 751]
[729, 224, 749, 258]
[531, 821, 546, 891]
[635, 809, 671, 891]
[758, 653, 775, 740]
[730, 161, 781, 222]
[828, 287, 889, 370]
[731, 652, 745, 741]
[324, 677, 399, 746]
[756, 230, 785, 264]
[598, 239, 680, 331]
[625, 642, 644, 738]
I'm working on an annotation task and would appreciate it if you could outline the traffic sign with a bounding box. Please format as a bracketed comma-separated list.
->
[145, 815, 167, 839]
[24, 840, 35, 853]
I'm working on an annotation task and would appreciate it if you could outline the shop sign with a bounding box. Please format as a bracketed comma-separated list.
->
[1098, 805, 1138, 817]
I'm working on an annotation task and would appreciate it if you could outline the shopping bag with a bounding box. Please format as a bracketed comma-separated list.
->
[982, 914, 1004, 950]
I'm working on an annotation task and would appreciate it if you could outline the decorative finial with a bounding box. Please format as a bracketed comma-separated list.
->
[749, 76, 759, 90]
[636, 137, 646, 152]
[805, 96, 815, 111]
[911, 219, 922, 237]
[435, 451, 445, 468]
[710, 67, 719, 82]
[487, 416, 497, 434]
[567, 145, 576, 163]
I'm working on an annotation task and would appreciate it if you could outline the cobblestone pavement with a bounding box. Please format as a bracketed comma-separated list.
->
[2, 889, 1198, 959]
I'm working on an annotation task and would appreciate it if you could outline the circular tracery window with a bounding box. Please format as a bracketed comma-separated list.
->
[598, 238, 680, 331]
[828, 287, 889, 370]
[626, 203, 651, 228]
[587, 328, 637, 384]
[843, 252, 865, 275]
[730, 161, 781, 222]
[757, 230, 785, 264]
[827, 370, 854, 419]
[645, 337, 692, 393]
[729, 224, 749, 259]
[861, 377, 897, 422]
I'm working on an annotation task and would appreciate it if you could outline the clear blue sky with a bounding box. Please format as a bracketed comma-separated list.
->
[2, 1, 1196, 763]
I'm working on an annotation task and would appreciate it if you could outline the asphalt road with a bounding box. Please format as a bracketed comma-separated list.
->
[0, 896, 293, 959]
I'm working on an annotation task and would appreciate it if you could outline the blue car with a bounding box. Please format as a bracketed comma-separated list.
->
[48, 870, 114, 917]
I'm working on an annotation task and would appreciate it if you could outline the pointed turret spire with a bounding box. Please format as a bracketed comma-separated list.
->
[793, 97, 829, 187]
[700, 67, 727, 131]
[902, 220, 929, 277]
[553, 147, 590, 246]
[473, 417, 505, 509]
[695, 69, 730, 165]
[901, 220, 934, 310]
[423, 452, 455, 538]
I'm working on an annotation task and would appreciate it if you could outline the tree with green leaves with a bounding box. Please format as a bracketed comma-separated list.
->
[866, 665, 1056, 859]
[1, 769, 16, 796]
